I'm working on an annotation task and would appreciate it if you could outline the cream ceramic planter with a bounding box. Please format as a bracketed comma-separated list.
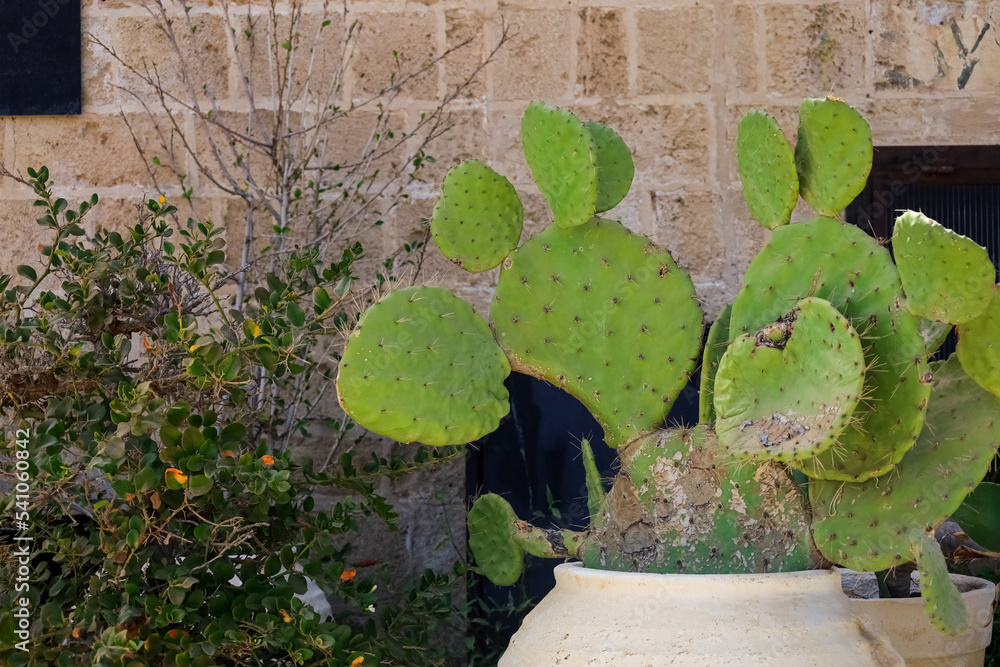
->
[841, 569, 995, 666]
[500, 563, 905, 666]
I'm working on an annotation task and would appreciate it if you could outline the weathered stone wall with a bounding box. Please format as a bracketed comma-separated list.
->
[1, 0, 999, 578]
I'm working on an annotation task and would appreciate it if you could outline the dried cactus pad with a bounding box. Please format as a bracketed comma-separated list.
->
[810, 354, 1000, 635]
[490, 217, 703, 448]
[581, 425, 815, 575]
[430, 160, 524, 272]
[737, 110, 798, 229]
[892, 210, 995, 323]
[584, 120, 635, 213]
[468, 493, 524, 586]
[794, 97, 872, 217]
[957, 285, 1000, 396]
[714, 297, 865, 464]
[521, 101, 597, 229]
[732, 217, 929, 482]
[336, 286, 510, 446]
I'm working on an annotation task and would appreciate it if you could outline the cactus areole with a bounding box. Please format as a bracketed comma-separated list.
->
[335, 98, 1000, 638]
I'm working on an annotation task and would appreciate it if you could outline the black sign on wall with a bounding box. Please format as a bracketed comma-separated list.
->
[0, 0, 81, 115]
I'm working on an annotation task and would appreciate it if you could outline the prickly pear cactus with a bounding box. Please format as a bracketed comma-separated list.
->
[737, 110, 798, 229]
[714, 297, 866, 465]
[491, 217, 703, 448]
[335, 286, 511, 446]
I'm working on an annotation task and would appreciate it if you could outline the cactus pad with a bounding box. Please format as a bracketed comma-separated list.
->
[581, 425, 816, 574]
[892, 210, 995, 323]
[810, 354, 1000, 576]
[956, 285, 1000, 397]
[736, 110, 798, 229]
[714, 297, 865, 465]
[490, 217, 703, 448]
[731, 216, 929, 481]
[585, 120, 635, 213]
[468, 494, 525, 586]
[794, 97, 872, 217]
[913, 530, 970, 635]
[918, 317, 953, 356]
[521, 101, 597, 229]
[698, 303, 731, 425]
[430, 160, 524, 272]
[336, 286, 510, 446]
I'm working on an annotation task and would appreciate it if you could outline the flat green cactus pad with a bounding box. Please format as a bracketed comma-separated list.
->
[336, 286, 510, 446]
[468, 493, 524, 586]
[430, 160, 524, 272]
[490, 217, 703, 448]
[918, 317, 953, 356]
[714, 297, 865, 465]
[956, 286, 1000, 397]
[810, 354, 1000, 576]
[913, 530, 970, 635]
[737, 110, 798, 229]
[521, 101, 597, 229]
[698, 303, 731, 425]
[580, 425, 816, 574]
[731, 216, 929, 481]
[892, 210, 995, 323]
[794, 97, 872, 217]
[584, 120, 634, 213]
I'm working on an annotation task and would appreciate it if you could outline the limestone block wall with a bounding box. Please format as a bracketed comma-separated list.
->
[0, 0, 998, 575]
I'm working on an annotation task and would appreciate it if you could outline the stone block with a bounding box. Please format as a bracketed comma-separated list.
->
[9, 113, 162, 189]
[109, 13, 231, 105]
[492, 9, 571, 101]
[0, 198, 57, 276]
[410, 106, 490, 186]
[444, 9, 488, 100]
[350, 11, 439, 100]
[872, 0, 1000, 92]
[764, 3, 866, 96]
[729, 4, 760, 94]
[651, 189, 724, 288]
[636, 6, 714, 95]
[82, 12, 116, 108]
[577, 7, 628, 98]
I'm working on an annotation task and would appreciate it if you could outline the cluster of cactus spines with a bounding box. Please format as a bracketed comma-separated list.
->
[736, 110, 799, 229]
[335, 97, 1000, 637]
[793, 97, 873, 216]
[810, 355, 1000, 631]
[335, 286, 511, 446]
[714, 297, 866, 465]
[430, 159, 524, 272]
[580, 424, 815, 575]
[730, 217, 931, 482]
[697, 302, 731, 425]
[490, 217, 702, 448]
[956, 288, 1000, 395]
[892, 210, 995, 323]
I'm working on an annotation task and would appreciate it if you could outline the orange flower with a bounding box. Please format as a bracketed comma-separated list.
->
[165, 468, 188, 485]
[261, 454, 275, 465]
[341, 569, 357, 582]
[350, 657, 364, 666]
[221, 450, 236, 458]
[71, 627, 82, 638]
[280, 609, 292, 623]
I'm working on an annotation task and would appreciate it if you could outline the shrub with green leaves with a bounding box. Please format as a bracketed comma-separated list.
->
[0, 168, 468, 666]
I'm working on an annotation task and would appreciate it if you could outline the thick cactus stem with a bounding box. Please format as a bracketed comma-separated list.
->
[430, 160, 524, 272]
[794, 97, 872, 217]
[736, 109, 798, 229]
[913, 531, 970, 635]
[892, 210, 995, 323]
[336, 286, 510, 446]
[714, 297, 865, 465]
